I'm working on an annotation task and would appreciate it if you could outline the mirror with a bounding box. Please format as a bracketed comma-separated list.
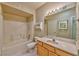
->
[44, 3, 77, 41]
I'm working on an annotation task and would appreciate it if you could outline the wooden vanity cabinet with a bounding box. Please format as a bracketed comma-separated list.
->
[36, 40, 73, 56]
[37, 41, 43, 46]
[49, 51, 57, 56]
[43, 43, 55, 52]
[55, 48, 73, 56]
[36, 40, 57, 56]
[37, 44, 48, 56]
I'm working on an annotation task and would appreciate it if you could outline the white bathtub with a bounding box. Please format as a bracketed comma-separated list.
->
[2, 39, 33, 56]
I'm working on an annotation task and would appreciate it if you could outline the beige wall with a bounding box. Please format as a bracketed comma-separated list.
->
[0, 4, 4, 55]
[35, 2, 74, 37]
[76, 3, 79, 50]
[27, 17, 34, 40]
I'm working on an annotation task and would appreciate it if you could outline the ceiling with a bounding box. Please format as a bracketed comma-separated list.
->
[2, 4, 33, 18]
[3, 2, 46, 10]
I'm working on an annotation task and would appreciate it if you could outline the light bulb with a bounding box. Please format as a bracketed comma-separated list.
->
[57, 7, 60, 10]
[53, 9, 55, 12]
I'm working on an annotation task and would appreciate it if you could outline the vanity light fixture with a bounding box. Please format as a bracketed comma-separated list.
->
[47, 6, 67, 16]
[47, 8, 61, 16]
[48, 11, 52, 15]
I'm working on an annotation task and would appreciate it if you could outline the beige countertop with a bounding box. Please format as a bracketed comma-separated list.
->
[35, 37, 78, 56]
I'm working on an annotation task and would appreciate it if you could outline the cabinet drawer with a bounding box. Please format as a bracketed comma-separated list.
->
[37, 40, 43, 46]
[49, 51, 58, 56]
[43, 43, 55, 52]
[55, 48, 72, 56]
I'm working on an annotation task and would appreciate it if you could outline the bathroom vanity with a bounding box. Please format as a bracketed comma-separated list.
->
[35, 37, 78, 56]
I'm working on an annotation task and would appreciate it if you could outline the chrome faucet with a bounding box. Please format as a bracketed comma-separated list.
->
[52, 39, 58, 44]
[52, 39, 55, 42]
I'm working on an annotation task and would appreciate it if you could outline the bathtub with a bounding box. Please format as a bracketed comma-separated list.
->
[2, 39, 33, 56]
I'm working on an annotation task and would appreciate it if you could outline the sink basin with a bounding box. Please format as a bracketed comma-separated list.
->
[47, 40, 52, 42]
[46, 40, 58, 44]
[46, 40, 69, 49]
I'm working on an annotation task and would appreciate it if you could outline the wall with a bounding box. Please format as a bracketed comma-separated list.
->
[76, 3, 79, 51]
[46, 7, 76, 39]
[35, 2, 74, 37]
[27, 17, 33, 40]
[2, 13, 29, 55]
[0, 4, 4, 55]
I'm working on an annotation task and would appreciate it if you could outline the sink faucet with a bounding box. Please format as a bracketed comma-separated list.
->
[52, 39, 58, 44]
[52, 39, 55, 42]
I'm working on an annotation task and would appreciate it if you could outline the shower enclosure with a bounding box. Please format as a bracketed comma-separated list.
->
[0, 4, 34, 55]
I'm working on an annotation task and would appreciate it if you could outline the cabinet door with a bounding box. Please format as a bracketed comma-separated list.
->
[37, 45, 48, 56]
[43, 43, 54, 52]
[55, 48, 72, 56]
[49, 51, 58, 56]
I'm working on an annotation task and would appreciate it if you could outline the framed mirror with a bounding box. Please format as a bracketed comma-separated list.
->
[44, 3, 77, 42]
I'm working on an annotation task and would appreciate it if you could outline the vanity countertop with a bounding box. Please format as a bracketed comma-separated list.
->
[35, 37, 78, 56]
